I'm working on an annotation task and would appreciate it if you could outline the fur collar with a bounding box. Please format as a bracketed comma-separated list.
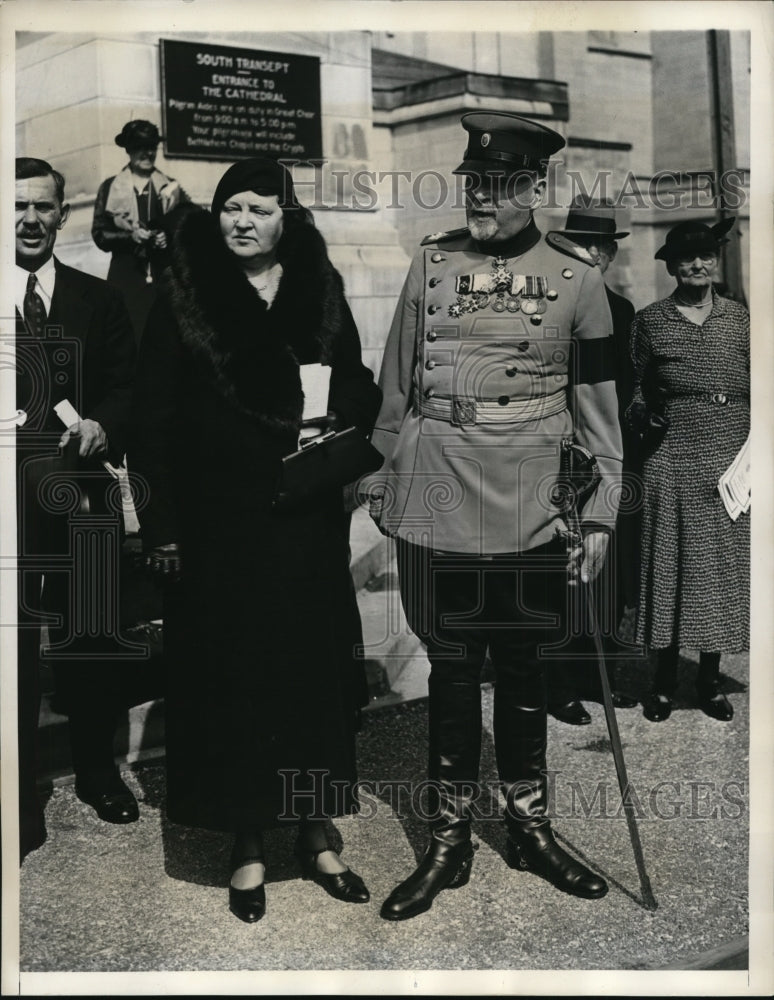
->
[164, 205, 347, 434]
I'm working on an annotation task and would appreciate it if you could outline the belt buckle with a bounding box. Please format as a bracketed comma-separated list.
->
[711, 392, 728, 406]
[451, 398, 476, 426]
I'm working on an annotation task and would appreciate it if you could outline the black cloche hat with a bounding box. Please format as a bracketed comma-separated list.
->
[210, 157, 301, 217]
[452, 111, 565, 176]
[654, 218, 735, 261]
[115, 120, 163, 150]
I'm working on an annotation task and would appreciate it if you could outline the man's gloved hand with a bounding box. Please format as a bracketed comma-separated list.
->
[145, 542, 181, 581]
[561, 528, 609, 586]
[580, 531, 609, 585]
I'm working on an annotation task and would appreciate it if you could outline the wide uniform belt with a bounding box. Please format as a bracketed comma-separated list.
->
[416, 389, 568, 425]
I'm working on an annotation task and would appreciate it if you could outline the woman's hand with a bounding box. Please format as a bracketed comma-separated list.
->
[146, 542, 181, 581]
[131, 225, 152, 244]
[153, 230, 168, 249]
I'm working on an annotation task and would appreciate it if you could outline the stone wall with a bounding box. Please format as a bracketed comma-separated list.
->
[16, 30, 410, 375]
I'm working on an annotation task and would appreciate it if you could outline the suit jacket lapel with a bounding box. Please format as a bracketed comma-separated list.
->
[49, 258, 93, 347]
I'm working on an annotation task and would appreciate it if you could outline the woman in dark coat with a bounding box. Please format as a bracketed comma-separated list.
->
[129, 158, 381, 922]
[628, 219, 749, 724]
[92, 120, 189, 342]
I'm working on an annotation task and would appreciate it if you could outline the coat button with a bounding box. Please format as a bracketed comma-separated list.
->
[547, 289, 558, 300]
[426, 330, 437, 342]
[425, 359, 436, 370]
[431, 252, 446, 263]
[425, 388, 435, 398]
[561, 268, 573, 279]
[429, 277, 441, 287]
[506, 367, 517, 377]
[498, 395, 510, 406]
[518, 341, 529, 351]
[428, 304, 440, 314]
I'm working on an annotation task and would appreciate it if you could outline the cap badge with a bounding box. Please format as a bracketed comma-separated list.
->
[480, 133, 491, 148]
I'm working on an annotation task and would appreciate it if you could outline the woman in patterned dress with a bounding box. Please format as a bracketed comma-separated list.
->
[628, 219, 749, 723]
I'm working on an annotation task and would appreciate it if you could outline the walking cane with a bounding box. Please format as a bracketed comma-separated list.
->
[553, 437, 658, 911]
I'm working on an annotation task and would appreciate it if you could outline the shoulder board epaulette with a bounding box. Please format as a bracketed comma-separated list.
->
[545, 231, 599, 267]
[420, 227, 469, 246]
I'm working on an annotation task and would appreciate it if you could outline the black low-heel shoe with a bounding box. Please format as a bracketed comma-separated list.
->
[697, 689, 733, 722]
[294, 846, 370, 904]
[229, 855, 266, 924]
[548, 700, 592, 726]
[75, 777, 139, 824]
[506, 826, 607, 900]
[642, 692, 673, 723]
[380, 838, 474, 921]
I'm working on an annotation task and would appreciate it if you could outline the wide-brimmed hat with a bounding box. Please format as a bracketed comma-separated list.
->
[452, 111, 565, 177]
[210, 157, 300, 217]
[555, 196, 629, 240]
[115, 120, 163, 150]
[654, 218, 735, 261]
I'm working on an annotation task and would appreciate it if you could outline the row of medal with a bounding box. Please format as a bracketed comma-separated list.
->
[447, 257, 558, 319]
[449, 292, 550, 317]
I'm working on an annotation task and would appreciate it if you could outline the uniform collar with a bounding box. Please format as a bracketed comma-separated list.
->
[473, 218, 542, 259]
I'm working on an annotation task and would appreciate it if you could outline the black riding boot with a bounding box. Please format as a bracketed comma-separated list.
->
[380, 675, 478, 921]
[495, 664, 608, 900]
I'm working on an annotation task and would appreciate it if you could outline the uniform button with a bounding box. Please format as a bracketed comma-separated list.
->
[506, 367, 517, 377]
[431, 253, 445, 263]
[562, 268, 573, 279]
[426, 330, 437, 342]
[498, 395, 510, 406]
[425, 388, 435, 399]
[530, 315, 543, 326]
[547, 289, 558, 300]
[428, 304, 440, 315]
[429, 277, 442, 287]
[425, 359, 436, 370]
[518, 341, 529, 352]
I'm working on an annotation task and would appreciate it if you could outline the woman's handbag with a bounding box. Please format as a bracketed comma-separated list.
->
[273, 427, 383, 511]
[626, 400, 669, 455]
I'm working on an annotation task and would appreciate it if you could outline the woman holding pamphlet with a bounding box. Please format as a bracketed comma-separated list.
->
[129, 158, 381, 922]
[626, 218, 749, 724]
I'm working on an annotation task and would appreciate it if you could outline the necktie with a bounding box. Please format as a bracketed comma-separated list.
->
[23, 272, 46, 338]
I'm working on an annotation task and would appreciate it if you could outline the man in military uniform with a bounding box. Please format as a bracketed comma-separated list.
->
[367, 113, 623, 920]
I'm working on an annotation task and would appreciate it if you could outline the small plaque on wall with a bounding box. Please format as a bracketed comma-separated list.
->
[160, 38, 322, 161]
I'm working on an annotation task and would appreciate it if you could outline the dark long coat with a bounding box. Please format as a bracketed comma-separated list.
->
[129, 208, 381, 832]
[92, 170, 190, 342]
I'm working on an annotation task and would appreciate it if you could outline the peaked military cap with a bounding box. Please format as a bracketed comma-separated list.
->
[452, 111, 565, 176]
[654, 217, 735, 261]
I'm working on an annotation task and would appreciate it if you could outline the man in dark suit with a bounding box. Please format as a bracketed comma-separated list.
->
[545, 197, 640, 724]
[15, 157, 138, 860]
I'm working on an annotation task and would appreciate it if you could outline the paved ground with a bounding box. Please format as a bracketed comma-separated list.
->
[17, 648, 750, 981]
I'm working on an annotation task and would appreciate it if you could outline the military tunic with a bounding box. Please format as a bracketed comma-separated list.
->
[371, 220, 623, 554]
